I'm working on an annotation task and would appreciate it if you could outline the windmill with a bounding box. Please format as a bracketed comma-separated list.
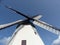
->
[0, 5, 60, 45]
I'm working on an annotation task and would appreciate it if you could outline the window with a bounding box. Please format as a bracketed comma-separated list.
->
[21, 40, 26, 45]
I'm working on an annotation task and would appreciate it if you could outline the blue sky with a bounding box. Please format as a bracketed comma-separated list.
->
[0, 0, 60, 45]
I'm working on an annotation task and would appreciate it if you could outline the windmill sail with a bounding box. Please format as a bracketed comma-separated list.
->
[33, 15, 42, 20]
[0, 20, 23, 30]
[8, 25, 45, 45]
[33, 20, 60, 35]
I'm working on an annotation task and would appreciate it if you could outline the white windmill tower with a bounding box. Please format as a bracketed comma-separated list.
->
[0, 6, 60, 45]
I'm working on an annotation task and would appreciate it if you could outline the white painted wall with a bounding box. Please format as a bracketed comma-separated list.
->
[9, 25, 45, 45]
